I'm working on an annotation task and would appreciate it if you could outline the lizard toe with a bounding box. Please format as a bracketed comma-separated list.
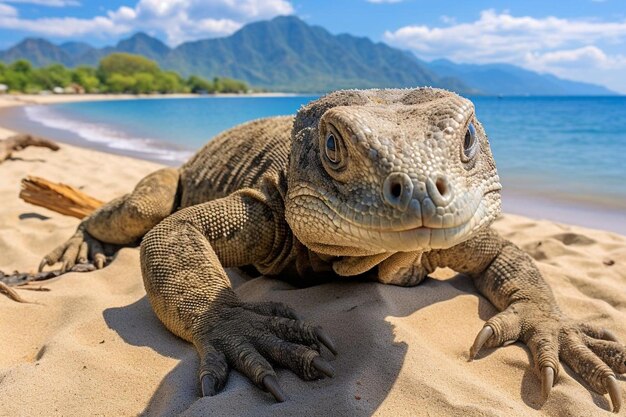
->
[526, 330, 560, 399]
[561, 328, 622, 411]
[39, 241, 69, 271]
[40, 227, 111, 272]
[253, 332, 333, 380]
[197, 342, 229, 397]
[218, 338, 281, 401]
[262, 375, 287, 402]
[584, 336, 626, 374]
[265, 316, 337, 355]
[580, 322, 621, 343]
[85, 233, 107, 269]
[470, 305, 522, 359]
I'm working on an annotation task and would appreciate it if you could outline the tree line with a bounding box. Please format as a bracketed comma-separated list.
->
[0, 53, 249, 94]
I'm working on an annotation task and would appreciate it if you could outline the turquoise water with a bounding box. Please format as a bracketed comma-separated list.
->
[10, 95, 626, 209]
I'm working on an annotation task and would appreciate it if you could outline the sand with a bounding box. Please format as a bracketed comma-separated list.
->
[0, 111, 625, 417]
[0, 92, 295, 109]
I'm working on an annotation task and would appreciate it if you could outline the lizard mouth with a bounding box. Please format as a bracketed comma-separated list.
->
[288, 187, 499, 251]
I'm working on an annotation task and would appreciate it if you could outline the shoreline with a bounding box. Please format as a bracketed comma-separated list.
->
[1, 93, 624, 236]
[0, 92, 298, 109]
[0, 104, 189, 165]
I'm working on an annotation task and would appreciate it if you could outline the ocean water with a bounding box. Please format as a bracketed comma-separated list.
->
[5, 95, 626, 213]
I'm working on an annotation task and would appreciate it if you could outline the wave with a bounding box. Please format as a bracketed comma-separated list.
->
[24, 105, 194, 163]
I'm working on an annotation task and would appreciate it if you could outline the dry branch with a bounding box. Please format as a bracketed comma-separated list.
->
[0, 281, 27, 303]
[20, 176, 104, 219]
[0, 134, 59, 162]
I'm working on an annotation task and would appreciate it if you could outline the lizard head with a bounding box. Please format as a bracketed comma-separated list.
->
[285, 88, 502, 256]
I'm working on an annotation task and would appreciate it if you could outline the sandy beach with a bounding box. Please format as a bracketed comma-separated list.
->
[0, 92, 296, 109]
[0, 95, 625, 416]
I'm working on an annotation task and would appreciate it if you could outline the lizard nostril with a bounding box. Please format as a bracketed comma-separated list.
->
[427, 175, 454, 207]
[382, 172, 413, 211]
[390, 182, 402, 199]
[435, 177, 448, 197]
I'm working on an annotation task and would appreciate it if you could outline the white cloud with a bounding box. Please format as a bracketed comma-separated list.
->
[384, 10, 626, 61]
[0, 0, 294, 45]
[2, 0, 80, 6]
[383, 10, 626, 91]
[0, 3, 17, 16]
[525, 46, 626, 71]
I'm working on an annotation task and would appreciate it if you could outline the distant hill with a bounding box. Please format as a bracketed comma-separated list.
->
[116, 33, 170, 61]
[1, 38, 73, 67]
[0, 16, 617, 95]
[427, 59, 615, 96]
[58, 41, 93, 59]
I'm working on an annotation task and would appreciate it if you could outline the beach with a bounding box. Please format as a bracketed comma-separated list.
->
[0, 94, 625, 416]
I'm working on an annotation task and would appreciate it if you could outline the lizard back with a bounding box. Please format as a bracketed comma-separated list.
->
[178, 115, 293, 208]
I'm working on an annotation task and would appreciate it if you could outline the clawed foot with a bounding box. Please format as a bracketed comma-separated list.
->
[39, 225, 114, 273]
[470, 302, 624, 412]
[195, 301, 336, 402]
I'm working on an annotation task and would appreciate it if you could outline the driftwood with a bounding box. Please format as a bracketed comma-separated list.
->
[20, 176, 104, 219]
[0, 264, 96, 302]
[0, 269, 60, 303]
[4, 156, 106, 302]
[0, 134, 59, 162]
[0, 281, 27, 303]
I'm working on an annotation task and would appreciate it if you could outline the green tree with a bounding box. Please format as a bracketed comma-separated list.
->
[131, 72, 155, 94]
[33, 64, 72, 90]
[2, 60, 36, 91]
[72, 66, 100, 93]
[106, 73, 136, 93]
[98, 53, 160, 78]
[10, 60, 33, 74]
[0, 53, 250, 94]
[156, 71, 185, 93]
[187, 75, 215, 93]
[214, 77, 248, 93]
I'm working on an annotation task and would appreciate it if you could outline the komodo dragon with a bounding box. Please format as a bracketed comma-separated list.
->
[38, 88, 624, 411]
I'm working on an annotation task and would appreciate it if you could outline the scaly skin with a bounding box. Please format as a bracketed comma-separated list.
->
[39, 88, 624, 412]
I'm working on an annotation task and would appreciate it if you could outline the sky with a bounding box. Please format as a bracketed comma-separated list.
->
[0, 0, 625, 93]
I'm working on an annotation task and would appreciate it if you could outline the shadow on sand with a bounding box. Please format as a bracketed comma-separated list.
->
[102, 271, 604, 416]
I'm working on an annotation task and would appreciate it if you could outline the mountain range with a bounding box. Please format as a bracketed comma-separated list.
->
[0, 15, 616, 95]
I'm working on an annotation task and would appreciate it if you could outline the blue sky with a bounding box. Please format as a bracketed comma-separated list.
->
[0, 0, 625, 92]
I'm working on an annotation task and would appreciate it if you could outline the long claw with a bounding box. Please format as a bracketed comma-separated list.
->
[605, 375, 622, 413]
[541, 366, 554, 400]
[77, 242, 88, 264]
[94, 254, 105, 270]
[38, 259, 48, 272]
[201, 374, 218, 397]
[311, 356, 335, 378]
[603, 330, 620, 343]
[469, 325, 493, 360]
[61, 260, 69, 274]
[315, 328, 337, 355]
[262, 375, 287, 402]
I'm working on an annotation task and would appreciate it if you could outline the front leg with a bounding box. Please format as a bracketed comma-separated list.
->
[425, 227, 625, 412]
[141, 186, 336, 402]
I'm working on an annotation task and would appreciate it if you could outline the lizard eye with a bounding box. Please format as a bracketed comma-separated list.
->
[461, 122, 478, 162]
[322, 124, 346, 169]
[325, 133, 338, 163]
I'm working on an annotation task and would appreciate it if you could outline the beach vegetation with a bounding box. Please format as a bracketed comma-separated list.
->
[0, 53, 249, 95]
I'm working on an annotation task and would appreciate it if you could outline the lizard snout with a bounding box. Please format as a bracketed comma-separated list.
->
[382, 172, 414, 211]
[382, 172, 454, 211]
[426, 174, 454, 207]
[382, 172, 465, 231]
